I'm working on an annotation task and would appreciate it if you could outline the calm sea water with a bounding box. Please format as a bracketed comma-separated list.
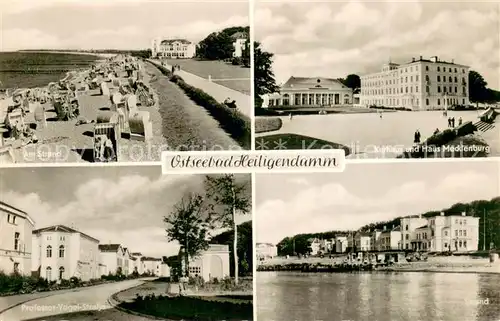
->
[257, 272, 500, 321]
[0, 52, 100, 89]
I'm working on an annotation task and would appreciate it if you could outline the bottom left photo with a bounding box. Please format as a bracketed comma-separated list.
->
[0, 167, 253, 321]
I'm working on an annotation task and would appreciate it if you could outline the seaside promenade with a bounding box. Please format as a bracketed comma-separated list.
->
[156, 60, 252, 118]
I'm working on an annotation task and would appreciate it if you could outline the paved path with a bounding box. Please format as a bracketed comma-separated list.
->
[257, 110, 491, 158]
[151, 60, 251, 118]
[0, 279, 145, 321]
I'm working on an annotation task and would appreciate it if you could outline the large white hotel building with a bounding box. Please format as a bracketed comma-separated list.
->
[360, 56, 470, 110]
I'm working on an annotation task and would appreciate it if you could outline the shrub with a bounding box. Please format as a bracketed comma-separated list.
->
[455, 121, 476, 137]
[231, 57, 242, 65]
[425, 128, 457, 146]
[255, 117, 282, 133]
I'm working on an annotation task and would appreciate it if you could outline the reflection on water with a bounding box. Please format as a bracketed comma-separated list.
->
[257, 272, 500, 321]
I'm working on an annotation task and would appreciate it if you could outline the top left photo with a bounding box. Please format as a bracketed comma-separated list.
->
[0, 0, 251, 164]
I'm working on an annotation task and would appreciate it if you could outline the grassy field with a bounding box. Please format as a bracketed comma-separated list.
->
[255, 117, 283, 133]
[167, 59, 250, 94]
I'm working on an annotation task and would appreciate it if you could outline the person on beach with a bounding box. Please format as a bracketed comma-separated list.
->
[458, 117, 463, 126]
[451, 117, 456, 127]
[447, 117, 451, 127]
[289, 113, 293, 120]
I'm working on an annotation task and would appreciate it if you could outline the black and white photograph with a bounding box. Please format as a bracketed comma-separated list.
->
[0, 0, 251, 164]
[255, 160, 500, 321]
[0, 167, 253, 321]
[254, 1, 500, 159]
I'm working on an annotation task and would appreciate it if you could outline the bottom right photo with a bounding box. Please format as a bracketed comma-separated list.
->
[255, 160, 500, 321]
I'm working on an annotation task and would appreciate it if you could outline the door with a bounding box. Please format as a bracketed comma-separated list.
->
[209, 255, 223, 279]
[335, 94, 340, 104]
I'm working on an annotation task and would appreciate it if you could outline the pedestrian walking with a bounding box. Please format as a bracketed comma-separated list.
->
[289, 113, 293, 120]
[451, 117, 456, 127]
[414, 130, 421, 144]
[458, 117, 463, 126]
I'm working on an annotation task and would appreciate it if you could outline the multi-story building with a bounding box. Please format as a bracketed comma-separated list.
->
[122, 247, 131, 276]
[130, 252, 144, 274]
[354, 232, 371, 251]
[231, 31, 248, 58]
[183, 244, 230, 281]
[360, 56, 470, 110]
[32, 225, 99, 282]
[379, 226, 402, 251]
[400, 215, 428, 250]
[256, 243, 278, 260]
[263, 77, 354, 108]
[371, 230, 382, 251]
[335, 235, 348, 253]
[0, 202, 35, 276]
[142, 257, 162, 275]
[151, 38, 196, 59]
[98, 244, 127, 276]
[309, 238, 321, 255]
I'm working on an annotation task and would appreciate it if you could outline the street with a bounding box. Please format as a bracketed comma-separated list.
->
[0, 279, 147, 321]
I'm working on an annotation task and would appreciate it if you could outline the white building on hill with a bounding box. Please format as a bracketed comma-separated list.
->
[256, 243, 278, 260]
[151, 38, 196, 59]
[0, 201, 35, 276]
[231, 31, 248, 58]
[360, 56, 470, 110]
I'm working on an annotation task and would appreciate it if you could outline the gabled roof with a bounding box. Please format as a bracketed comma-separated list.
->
[98, 244, 122, 252]
[256, 242, 275, 247]
[33, 225, 99, 243]
[160, 39, 191, 45]
[231, 32, 248, 40]
[281, 76, 351, 91]
[0, 201, 35, 226]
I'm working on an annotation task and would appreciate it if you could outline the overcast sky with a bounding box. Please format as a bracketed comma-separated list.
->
[1, 0, 249, 51]
[255, 160, 500, 244]
[255, 0, 500, 89]
[0, 168, 251, 258]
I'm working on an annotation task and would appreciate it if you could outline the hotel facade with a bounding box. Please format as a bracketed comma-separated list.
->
[360, 56, 470, 110]
[32, 225, 100, 282]
[151, 38, 196, 59]
[264, 77, 354, 108]
[0, 202, 34, 276]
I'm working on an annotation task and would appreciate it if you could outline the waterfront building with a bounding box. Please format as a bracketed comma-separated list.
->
[379, 226, 402, 251]
[32, 225, 99, 282]
[354, 232, 371, 251]
[184, 244, 230, 281]
[371, 230, 382, 251]
[151, 38, 196, 59]
[309, 238, 321, 255]
[401, 216, 429, 250]
[231, 31, 248, 58]
[334, 236, 348, 253]
[360, 56, 470, 110]
[0, 202, 35, 276]
[263, 77, 353, 108]
[98, 244, 127, 276]
[320, 239, 334, 253]
[256, 243, 278, 260]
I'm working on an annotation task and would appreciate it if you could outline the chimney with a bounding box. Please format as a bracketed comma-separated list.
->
[452, 59, 454, 64]
[462, 212, 466, 216]
[419, 55, 423, 60]
[440, 212, 445, 216]
[431, 56, 438, 63]
[412, 57, 415, 62]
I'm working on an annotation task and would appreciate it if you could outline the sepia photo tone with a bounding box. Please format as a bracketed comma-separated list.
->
[0, 167, 253, 321]
[255, 160, 500, 321]
[254, 1, 500, 159]
[0, 0, 251, 164]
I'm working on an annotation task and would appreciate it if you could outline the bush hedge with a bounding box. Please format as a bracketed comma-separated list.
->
[255, 117, 282, 133]
[151, 61, 251, 149]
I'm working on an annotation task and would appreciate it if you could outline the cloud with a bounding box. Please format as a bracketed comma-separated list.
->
[256, 170, 496, 244]
[2, 174, 194, 257]
[257, 1, 500, 87]
[1, 29, 62, 51]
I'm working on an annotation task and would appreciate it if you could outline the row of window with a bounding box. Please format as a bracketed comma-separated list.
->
[362, 85, 466, 96]
[7, 214, 17, 224]
[189, 266, 201, 274]
[404, 240, 468, 250]
[159, 45, 190, 51]
[46, 236, 66, 241]
[45, 266, 65, 281]
[362, 75, 466, 88]
[46, 245, 65, 258]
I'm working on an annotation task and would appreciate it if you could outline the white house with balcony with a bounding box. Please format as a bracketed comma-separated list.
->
[32, 225, 99, 282]
[0, 201, 35, 276]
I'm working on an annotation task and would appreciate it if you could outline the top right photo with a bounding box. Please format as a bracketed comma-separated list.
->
[254, 1, 500, 159]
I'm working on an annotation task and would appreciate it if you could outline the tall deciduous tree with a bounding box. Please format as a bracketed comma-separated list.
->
[164, 193, 212, 278]
[344, 74, 361, 92]
[469, 70, 488, 105]
[254, 42, 280, 108]
[204, 174, 250, 284]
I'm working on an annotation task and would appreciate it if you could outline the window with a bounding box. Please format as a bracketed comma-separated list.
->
[454, 68, 457, 73]
[7, 214, 10, 223]
[464, 230, 467, 237]
[438, 99, 441, 105]
[459, 241, 463, 247]
[437, 75, 441, 82]
[426, 66, 429, 71]
[444, 87, 447, 93]
[464, 241, 467, 248]
[445, 231, 448, 236]
[416, 75, 419, 81]
[416, 86, 419, 93]
[444, 243, 448, 249]
[14, 232, 20, 251]
[46, 267, 52, 281]
[438, 86, 441, 93]
[425, 75, 430, 82]
[282, 94, 290, 106]
[405, 225, 409, 231]
[59, 267, 65, 280]
[437, 67, 440, 72]
[46, 245, 52, 258]
[426, 99, 429, 105]
[189, 266, 201, 274]
[459, 230, 463, 236]
[13, 262, 19, 274]
[405, 234, 409, 240]
[449, 76, 452, 82]
[455, 87, 458, 93]
[59, 245, 65, 258]
[455, 230, 458, 237]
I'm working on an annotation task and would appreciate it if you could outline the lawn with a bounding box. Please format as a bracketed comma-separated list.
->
[255, 117, 283, 134]
[255, 133, 351, 155]
[167, 59, 250, 94]
[120, 294, 253, 321]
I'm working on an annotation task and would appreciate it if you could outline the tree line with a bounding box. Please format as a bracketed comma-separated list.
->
[276, 197, 500, 256]
[196, 26, 250, 66]
[164, 174, 251, 284]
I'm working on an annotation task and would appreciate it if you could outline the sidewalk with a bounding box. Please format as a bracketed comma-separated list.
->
[162, 61, 251, 118]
